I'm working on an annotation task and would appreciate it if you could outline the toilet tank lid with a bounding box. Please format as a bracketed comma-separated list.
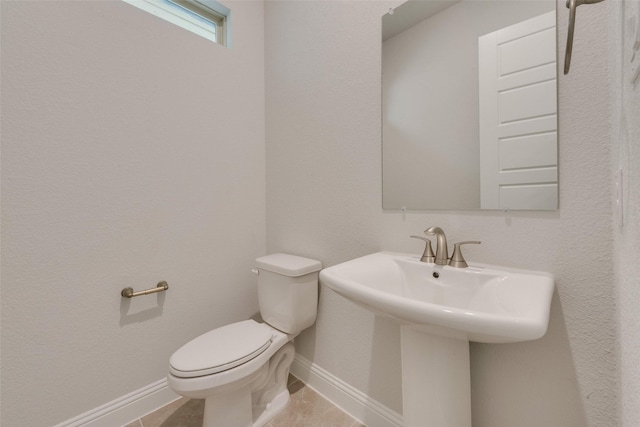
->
[255, 253, 322, 277]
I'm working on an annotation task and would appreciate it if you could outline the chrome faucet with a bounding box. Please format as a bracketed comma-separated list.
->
[424, 226, 449, 265]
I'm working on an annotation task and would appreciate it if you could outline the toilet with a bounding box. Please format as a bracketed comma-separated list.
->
[167, 253, 322, 427]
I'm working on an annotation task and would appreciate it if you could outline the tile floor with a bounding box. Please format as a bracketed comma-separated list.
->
[125, 375, 363, 427]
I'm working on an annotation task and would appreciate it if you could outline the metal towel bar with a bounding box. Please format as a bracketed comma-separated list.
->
[121, 281, 169, 298]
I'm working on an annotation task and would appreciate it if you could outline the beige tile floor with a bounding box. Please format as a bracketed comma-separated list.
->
[125, 375, 363, 427]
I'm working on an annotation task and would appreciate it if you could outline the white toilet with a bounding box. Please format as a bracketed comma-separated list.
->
[167, 253, 322, 427]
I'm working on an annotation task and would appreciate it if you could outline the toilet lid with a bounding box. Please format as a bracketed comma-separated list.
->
[169, 320, 273, 378]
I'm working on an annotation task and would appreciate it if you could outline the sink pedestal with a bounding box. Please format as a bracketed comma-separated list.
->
[401, 325, 471, 427]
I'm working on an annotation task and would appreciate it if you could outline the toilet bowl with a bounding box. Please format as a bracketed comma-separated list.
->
[167, 254, 321, 427]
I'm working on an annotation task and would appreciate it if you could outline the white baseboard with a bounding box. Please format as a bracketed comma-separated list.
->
[53, 356, 403, 427]
[53, 378, 180, 427]
[290, 354, 403, 427]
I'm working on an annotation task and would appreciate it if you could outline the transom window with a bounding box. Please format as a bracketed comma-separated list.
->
[123, 0, 230, 46]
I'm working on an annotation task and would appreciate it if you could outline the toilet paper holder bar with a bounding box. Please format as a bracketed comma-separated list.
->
[121, 281, 169, 298]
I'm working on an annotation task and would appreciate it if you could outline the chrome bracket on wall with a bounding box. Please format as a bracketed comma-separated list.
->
[564, 0, 606, 75]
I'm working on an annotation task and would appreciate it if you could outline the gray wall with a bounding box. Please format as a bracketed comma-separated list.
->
[1, 1, 266, 425]
[611, 1, 640, 425]
[265, 0, 619, 425]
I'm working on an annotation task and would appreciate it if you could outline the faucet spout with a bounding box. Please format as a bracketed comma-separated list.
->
[425, 226, 449, 265]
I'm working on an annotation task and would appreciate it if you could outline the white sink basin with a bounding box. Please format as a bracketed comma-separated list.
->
[320, 251, 555, 343]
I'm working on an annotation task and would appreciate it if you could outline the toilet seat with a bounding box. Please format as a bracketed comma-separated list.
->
[170, 320, 273, 378]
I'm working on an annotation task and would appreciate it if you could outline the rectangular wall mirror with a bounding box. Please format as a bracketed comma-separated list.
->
[382, 0, 558, 211]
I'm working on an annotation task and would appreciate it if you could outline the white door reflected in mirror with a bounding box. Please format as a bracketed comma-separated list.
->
[479, 11, 558, 210]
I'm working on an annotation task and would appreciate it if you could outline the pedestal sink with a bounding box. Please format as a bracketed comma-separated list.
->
[320, 252, 554, 427]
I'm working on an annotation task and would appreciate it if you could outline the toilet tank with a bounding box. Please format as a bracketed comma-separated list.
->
[255, 254, 322, 335]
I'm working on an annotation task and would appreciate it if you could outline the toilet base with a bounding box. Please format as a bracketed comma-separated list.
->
[203, 386, 254, 427]
[252, 389, 290, 427]
[196, 341, 295, 427]
[203, 388, 290, 427]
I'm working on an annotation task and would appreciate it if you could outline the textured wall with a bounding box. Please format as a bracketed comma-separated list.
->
[0, 1, 265, 425]
[611, 1, 640, 425]
[265, 1, 617, 425]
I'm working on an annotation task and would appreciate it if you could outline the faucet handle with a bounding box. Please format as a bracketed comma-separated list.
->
[449, 241, 481, 268]
[410, 235, 436, 263]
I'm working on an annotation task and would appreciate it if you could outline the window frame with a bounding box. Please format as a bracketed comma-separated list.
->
[122, 0, 231, 46]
